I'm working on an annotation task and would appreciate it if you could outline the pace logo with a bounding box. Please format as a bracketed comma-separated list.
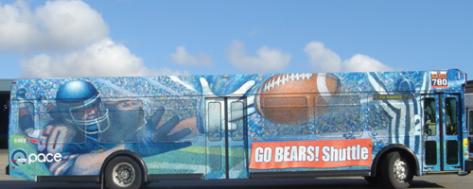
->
[10, 150, 28, 166]
[27, 153, 63, 164]
[10, 150, 63, 166]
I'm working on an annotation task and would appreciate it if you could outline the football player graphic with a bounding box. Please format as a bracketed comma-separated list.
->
[39, 80, 192, 175]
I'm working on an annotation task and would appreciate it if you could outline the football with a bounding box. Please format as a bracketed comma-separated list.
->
[256, 73, 340, 125]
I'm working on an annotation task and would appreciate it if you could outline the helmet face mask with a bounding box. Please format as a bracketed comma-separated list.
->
[56, 80, 111, 135]
[65, 95, 110, 134]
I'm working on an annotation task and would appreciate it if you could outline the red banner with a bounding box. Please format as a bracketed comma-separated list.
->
[250, 139, 372, 169]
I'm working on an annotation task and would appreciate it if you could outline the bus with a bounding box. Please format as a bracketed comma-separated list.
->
[6, 69, 472, 189]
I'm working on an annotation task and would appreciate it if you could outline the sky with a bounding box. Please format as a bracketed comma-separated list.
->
[0, 0, 472, 79]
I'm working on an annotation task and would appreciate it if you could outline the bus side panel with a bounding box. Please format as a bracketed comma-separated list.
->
[8, 99, 34, 180]
[8, 78, 210, 180]
[140, 96, 207, 176]
[8, 99, 48, 180]
[6, 70, 465, 180]
[247, 72, 430, 175]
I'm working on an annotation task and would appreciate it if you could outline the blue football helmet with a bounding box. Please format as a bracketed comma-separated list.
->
[56, 80, 110, 134]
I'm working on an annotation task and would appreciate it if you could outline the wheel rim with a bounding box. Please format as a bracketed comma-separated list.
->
[393, 159, 408, 183]
[112, 162, 136, 188]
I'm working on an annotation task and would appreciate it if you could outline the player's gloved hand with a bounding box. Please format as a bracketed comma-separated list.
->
[127, 106, 192, 157]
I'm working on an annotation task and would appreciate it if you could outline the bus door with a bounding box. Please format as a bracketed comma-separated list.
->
[422, 94, 462, 172]
[468, 108, 473, 157]
[205, 97, 248, 179]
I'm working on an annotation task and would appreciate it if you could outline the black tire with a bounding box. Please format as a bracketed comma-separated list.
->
[104, 156, 143, 189]
[379, 151, 413, 189]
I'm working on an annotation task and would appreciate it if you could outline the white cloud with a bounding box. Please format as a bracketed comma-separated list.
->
[228, 41, 291, 72]
[170, 46, 212, 66]
[304, 41, 391, 72]
[36, 0, 108, 50]
[0, 0, 158, 77]
[304, 41, 342, 72]
[0, 0, 107, 52]
[21, 39, 152, 77]
[344, 54, 391, 72]
[0, 1, 40, 51]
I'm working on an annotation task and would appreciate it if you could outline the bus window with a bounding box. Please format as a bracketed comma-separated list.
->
[423, 98, 436, 136]
[469, 110, 473, 154]
[447, 140, 459, 164]
[99, 100, 144, 143]
[18, 102, 35, 135]
[425, 141, 437, 165]
[230, 101, 244, 141]
[38, 100, 86, 145]
[315, 95, 361, 137]
[208, 102, 222, 141]
[260, 95, 311, 137]
[445, 97, 459, 165]
[469, 110, 473, 136]
[445, 97, 458, 135]
[261, 95, 309, 125]
[147, 97, 200, 140]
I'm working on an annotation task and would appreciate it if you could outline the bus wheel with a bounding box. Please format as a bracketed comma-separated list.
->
[104, 156, 143, 189]
[380, 151, 413, 189]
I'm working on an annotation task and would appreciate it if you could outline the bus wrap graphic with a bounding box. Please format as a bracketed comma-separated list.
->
[6, 69, 470, 184]
[250, 139, 372, 169]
